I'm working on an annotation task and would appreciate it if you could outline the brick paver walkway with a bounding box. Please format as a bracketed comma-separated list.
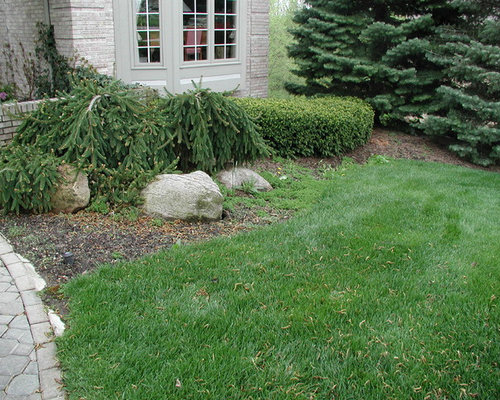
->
[0, 234, 65, 399]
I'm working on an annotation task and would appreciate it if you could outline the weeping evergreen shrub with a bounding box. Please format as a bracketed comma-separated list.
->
[158, 83, 269, 173]
[0, 145, 61, 214]
[13, 79, 177, 207]
[4, 80, 269, 213]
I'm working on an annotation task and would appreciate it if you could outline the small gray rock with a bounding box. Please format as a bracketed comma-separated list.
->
[217, 167, 272, 192]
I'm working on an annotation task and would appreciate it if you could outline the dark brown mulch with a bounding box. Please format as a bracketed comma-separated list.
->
[0, 129, 498, 315]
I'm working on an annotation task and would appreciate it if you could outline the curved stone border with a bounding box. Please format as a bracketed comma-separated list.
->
[0, 233, 65, 399]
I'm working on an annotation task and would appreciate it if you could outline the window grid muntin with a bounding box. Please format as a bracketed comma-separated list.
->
[136, 0, 161, 63]
[214, 0, 237, 60]
[183, 0, 209, 61]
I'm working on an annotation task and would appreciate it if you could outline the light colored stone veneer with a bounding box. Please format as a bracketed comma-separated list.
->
[0, 0, 46, 98]
[245, 0, 269, 97]
[49, 0, 115, 76]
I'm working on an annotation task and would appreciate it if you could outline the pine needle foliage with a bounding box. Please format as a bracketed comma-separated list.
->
[417, 20, 500, 166]
[287, 0, 453, 127]
[13, 79, 177, 207]
[0, 145, 60, 214]
[158, 83, 269, 173]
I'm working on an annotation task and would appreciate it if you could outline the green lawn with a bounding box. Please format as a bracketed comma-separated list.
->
[58, 160, 500, 399]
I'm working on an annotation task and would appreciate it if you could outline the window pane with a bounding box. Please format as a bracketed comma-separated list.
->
[136, 0, 146, 12]
[199, 30, 207, 45]
[184, 30, 198, 46]
[138, 48, 148, 62]
[150, 31, 160, 46]
[199, 46, 207, 60]
[226, 30, 236, 44]
[150, 47, 161, 62]
[183, 0, 194, 13]
[148, 0, 159, 12]
[215, 30, 224, 44]
[184, 15, 194, 28]
[136, 15, 147, 29]
[184, 47, 196, 61]
[149, 14, 160, 29]
[196, 0, 207, 13]
[137, 31, 148, 46]
[226, 45, 236, 59]
[226, 0, 236, 14]
[215, 0, 225, 13]
[214, 15, 224, 29]
[197, 15, 208, 28]
[215, 46, 224, 59]
[226, 16, 235, 29]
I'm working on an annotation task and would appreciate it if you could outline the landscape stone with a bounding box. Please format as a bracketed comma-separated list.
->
[0, 339, 17, 357]
[141, 171, 223, 221]
[37, 342, 58, 371]
[217, 167, 273, 191]
[25, 304, 49, 325]
[0, 300, 23, 315]
[39, 368, 63, 399]
[24, 362, 38, 375]
[9, 315, 29, 330]
[5, 374, 39, 396]
[50, 164, 90, 213]
[0, 375, 10, 391]
[0, 355, 29, 376]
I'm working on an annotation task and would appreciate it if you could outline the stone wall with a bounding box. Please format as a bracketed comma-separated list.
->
[0, 100, 43, 146]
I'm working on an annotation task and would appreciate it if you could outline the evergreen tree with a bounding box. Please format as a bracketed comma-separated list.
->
[418, 13, 500, 165]
[287, 0, 460, 126]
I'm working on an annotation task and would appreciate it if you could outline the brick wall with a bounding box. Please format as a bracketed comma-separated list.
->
[0, 0, 47, 98]
[0, 100, 44, 146]
[49, 0, 116, 76]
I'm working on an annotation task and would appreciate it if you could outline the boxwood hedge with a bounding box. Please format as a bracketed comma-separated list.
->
[234, 96, 374, 158]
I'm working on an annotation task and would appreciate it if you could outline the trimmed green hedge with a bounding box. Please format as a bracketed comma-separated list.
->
[234, 96, 374, 158]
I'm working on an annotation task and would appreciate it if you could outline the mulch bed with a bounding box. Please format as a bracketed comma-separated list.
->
[0, 129, 498, 314]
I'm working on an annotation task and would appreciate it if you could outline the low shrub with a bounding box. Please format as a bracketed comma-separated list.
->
[234, 96, 374, 158]
[158, 83, 269, 172]
[0, 145, 61, 214]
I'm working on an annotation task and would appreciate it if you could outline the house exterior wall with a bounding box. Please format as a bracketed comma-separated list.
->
[244, 0, 269, 97]
[1, 0, 268, 101]
[49, 0, 115, 76]
[0, 0, 46, 98]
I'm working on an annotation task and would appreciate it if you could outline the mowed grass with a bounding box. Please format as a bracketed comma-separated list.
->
[58, 160, 500, 399]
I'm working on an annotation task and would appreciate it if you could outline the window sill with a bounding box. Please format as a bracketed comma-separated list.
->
[180, 60, 241, 69]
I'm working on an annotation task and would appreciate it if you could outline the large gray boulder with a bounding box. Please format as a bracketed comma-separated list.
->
[217, 167, 272, 192]
[141, 171, 223, 221]
[51, 164, 90, 213]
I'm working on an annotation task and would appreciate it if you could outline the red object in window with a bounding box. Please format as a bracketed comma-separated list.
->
[184, 31, 202, 59]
